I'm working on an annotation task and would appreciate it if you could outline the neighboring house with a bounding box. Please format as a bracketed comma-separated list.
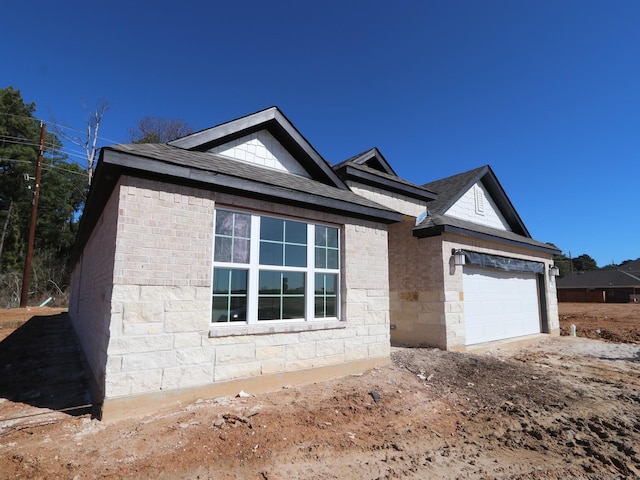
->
[335, 159, 561, 350]
[557, 259, 640, 302]
[69, 107, 560, 418]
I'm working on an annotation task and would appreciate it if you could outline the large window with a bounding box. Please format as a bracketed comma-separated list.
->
[212, 209, 340, 324]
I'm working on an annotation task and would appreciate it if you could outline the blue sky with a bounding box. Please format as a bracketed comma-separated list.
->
[5, 0, 639, 267]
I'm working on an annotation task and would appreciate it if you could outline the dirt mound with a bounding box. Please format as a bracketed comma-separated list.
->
[1, 304, 639, 479]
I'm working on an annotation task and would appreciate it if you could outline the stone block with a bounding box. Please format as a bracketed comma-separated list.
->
[108, 334, 173, 355]
[111, 285, 141, 303]
[260, 359, 286, 375]
[123, 322, 164, 335]
[285, 342, 316, 361]
[121, 350, 176, 372]
[344, 344, 369, 361]
[256, 345, 286, 360]
[123, 302, 165, 323]
[106, 369, 163, 397]
[176, 346, 215, 365]
[253, 332, 301, 347]
[315, 339, 344, 357]
[215, 344, 255, 365]
[214, 361, 262, 382]
[164, 311, 209, 333]
[139, 286, 197, 302]
[174, 332, 203, 348]
[161, 365, 214, 390]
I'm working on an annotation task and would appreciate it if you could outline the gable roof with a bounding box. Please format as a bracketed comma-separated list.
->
[73, 133, 405, 264]
[414, 165, 559, 255]
[169, 106, 347, 190]
[420, 165, 530, 237]
[333, 148, 438, 202]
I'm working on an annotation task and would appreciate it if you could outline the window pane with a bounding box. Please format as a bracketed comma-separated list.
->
[228, 297, 247, 321]
[285, 244, 306, 267]
[229, 270, 247, 294]
[283, 272, 304, 293]
[258, 297, 280, 320]
[285, 220, 306, 244]
[233, 238, 250, 264]
[325, 297, 337, 317]
[215, 210, 234, 236]
[327, 249, 339, 269]
[315, 247, 326, 269]
[212, 297, 230, 322]
[259, 271, 281, 294]
[260, 242, 283, 266]
[282, 297, 305, 319]
[315, 274, 337, 295]
[327, 228, 338, 248]
[214, 237, 232, 262]
[260, 217, 283, 241]
[315, 226, 327, 247]
[212, 269, 230, 294]
[233, 213, 250, 237]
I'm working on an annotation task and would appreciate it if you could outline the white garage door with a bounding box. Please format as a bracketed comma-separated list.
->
[463, 267, 541, 345]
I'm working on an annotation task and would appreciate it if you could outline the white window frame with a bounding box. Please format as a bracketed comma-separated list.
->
[211, 208, 341, 325]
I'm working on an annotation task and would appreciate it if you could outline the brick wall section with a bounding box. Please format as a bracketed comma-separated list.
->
[388, 218, 448, 347]
[87, 179, 391, 400]
[68, 182, 120, 397]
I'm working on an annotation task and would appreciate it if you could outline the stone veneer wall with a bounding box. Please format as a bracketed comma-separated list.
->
[68, 182, 120, 398]
[386, 221, 559, 350]
[387, 218, 448, 348]
[441, 233, 559, 351]
[74, 176, 390, 414]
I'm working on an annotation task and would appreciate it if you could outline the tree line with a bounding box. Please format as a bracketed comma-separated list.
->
[0, 86, 193, 307]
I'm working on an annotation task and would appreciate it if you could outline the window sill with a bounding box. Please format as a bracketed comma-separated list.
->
[208, 320, 346, 338]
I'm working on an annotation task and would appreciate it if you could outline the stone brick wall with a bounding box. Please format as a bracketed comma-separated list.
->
[78, 177, 391, 403]
[68, 181, 121, 398]
[388, 218, 447, 347]
[387, 219, 559, 350]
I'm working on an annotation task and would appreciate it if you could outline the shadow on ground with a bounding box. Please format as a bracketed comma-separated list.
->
[0, 313, 94, 418]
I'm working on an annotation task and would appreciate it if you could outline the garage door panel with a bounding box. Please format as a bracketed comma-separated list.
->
[463, 267, 540, 345]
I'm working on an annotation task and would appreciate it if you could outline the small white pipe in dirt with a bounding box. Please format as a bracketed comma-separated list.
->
[39, 297, 53, 307]
[570, 324, 577, 336]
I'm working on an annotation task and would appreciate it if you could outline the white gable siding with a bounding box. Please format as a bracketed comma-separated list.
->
[445, 181, 510, 231]
[207, 130, 311, 178]
[347, 181, 428, 218]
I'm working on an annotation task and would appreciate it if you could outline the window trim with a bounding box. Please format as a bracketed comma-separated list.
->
[211, 207, 341, 327]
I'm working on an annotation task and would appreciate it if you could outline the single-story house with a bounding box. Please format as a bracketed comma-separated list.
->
[557, 259, 640, 302]
[69, 107, 560, 418]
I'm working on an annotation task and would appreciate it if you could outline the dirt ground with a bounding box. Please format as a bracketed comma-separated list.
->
[1, 303, 639, 479]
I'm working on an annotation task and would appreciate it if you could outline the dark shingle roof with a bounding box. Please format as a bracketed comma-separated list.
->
[333, 148, 437, 202]
[422, 166, 488, 215]
[419, 165, 530, 237]
[105, 143, 401, 219]
[414, 214, 559, 254]
[557, 268, 640, 288]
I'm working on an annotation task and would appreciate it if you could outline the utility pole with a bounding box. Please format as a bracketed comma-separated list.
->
[20, 123, 46, 308]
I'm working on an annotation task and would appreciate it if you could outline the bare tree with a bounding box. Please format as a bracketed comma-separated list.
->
[51, 99, 109, 185]
[128, 117, 194, 144]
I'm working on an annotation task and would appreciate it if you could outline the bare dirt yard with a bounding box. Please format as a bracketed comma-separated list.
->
[1, 303, 639, 479]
